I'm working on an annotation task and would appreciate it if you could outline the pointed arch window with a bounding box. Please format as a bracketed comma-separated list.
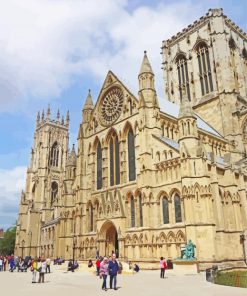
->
[96, 142, 102, 190]
[196, 42, 213, 96]
[51, 182, 58, 205]
[174, 194, 182, 223]
[162, 197, 169, 224]
[50, 142, 59, 167]
[109, 134, 120, 186]
[128, 128, 136, 181]
[176, 55, 191, 101]
[130, 196, 135, 227]
[139, 194, 143, 227]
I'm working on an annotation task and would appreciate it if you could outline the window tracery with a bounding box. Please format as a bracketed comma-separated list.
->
[196, 42, 213, 96]
[128, 128, 136, 181]
[176, 55, 191, 101]
[50, 142, 59, 167]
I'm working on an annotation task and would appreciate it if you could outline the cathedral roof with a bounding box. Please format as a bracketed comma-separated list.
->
[159, 99, 223, 138]
[159, 136, 179, 150]
[139, 51, 154, 75]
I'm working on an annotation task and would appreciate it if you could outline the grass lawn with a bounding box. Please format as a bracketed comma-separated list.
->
[215, 270, 247, 288]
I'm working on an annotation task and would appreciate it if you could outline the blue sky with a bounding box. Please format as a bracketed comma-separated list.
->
[0, 0, 246, 229]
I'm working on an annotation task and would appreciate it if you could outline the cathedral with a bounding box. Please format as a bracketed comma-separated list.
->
[15, 8, 247, 270]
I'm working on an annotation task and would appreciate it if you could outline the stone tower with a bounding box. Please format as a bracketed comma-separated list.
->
[162, 8, 247, 156]
[15, 106, 69, 257]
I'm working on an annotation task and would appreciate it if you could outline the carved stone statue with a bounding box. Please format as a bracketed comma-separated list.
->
[182, 239, 196, 260]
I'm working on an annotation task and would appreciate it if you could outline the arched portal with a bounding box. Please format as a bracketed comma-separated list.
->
[99, 221, 118, 257]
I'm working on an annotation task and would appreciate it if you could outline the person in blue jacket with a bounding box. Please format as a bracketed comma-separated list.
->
[108, 254, 119, 290]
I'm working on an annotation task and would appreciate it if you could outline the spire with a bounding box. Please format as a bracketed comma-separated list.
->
[66, 110, 70, 127]
[56, 109, 60, 122]
[138, 51, 157, 107]
[83, 89, 94, 110]
[36, 111, 40, 126]
[178, 97, 194, 118]
[66, 144, 77, 167]
[139, 51, 154, 76]
[41, 109, 45, 121]
[46, 104, 51, 120]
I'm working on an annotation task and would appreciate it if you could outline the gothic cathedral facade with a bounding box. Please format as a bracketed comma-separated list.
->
[15, 9, 247, 269]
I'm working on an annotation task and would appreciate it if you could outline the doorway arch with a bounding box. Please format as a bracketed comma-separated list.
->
[99, 220, 118, 257]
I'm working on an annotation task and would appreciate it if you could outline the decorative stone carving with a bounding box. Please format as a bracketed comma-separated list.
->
[99, 87, 124, 126]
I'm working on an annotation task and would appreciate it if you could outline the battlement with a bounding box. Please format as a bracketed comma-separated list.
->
[36, 105, 70, 130]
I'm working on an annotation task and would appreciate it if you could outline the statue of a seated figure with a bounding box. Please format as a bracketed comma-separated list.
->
[181, 239, 196, 260]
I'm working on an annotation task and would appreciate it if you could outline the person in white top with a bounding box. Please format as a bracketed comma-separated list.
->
[46, 258, 51, 273]
[37, 258, 47, 283]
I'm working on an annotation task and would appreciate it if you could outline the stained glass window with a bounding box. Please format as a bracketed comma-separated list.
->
[176, 55, 191, 101]
[50, 142, 59, 167]
[174, 194, 182, 223]
[162, 198, 169, 224]
[196, 43, 213, 96]
[128, 128, 136, 181]
[110, 138, 114, 186]
[96, 143, 102, 190]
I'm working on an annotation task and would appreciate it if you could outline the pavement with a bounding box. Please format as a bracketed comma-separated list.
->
[0, 264, 246, 296]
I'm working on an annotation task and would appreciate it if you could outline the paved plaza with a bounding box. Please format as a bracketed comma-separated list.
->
[0, 265, 246, 296]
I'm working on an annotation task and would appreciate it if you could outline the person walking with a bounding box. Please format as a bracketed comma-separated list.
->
[96, 257, 101, 276]
[160, 257, 167, 278]
[3, 257, 7, 271]
[100, 257, 108, 291]
[0, 257, 3, 271]
[108, 254, 119, 290]
[160, 257, 165, 278]
[38, 258, 47, 283]
[31, 258, 38, 283]
[46, 258, 51, 273]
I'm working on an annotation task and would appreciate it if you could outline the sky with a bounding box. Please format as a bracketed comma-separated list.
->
[0, 0, 246, 229]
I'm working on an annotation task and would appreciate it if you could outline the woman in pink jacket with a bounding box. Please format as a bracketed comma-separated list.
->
[100, 257, 108, 291]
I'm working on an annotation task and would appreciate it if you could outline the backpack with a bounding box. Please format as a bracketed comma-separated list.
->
[163, 261, 167, 269]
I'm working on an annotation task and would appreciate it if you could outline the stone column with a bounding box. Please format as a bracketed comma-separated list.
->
[118, 238, 125, 259]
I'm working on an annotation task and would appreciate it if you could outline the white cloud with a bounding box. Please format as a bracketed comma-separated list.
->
[0, 0, 205, 112]
[0, 166, 26, 229]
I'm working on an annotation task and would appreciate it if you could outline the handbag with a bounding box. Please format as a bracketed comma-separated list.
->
[38, 267, 42, 272]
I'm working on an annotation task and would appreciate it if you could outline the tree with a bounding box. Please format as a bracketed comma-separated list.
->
[0, 226, 16, 255]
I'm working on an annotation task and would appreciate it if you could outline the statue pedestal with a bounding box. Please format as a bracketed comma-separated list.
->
[173, 260, 199, 274]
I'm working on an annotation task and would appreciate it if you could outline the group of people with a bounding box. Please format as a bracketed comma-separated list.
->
[67, 259, 79, 272]
[2, 252, 170, 289]
[30, 257, 52, 283]
[0, 255, 31, 272]
[98, 253, 120, 291]
[0, 255, 11, 271]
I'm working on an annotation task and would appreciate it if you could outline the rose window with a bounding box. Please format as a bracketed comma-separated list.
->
[99, 87, 124, 126]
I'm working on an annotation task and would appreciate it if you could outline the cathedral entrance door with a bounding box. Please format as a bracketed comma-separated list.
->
[99, 221, 118, 257]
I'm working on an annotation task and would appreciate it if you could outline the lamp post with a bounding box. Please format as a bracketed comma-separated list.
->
[21, 240, 25, 258]
[240, 233, 246, 265]
[28, 231, 32, 257]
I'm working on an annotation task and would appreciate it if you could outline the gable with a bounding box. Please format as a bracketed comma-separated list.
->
[87, 71, 139, 132]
